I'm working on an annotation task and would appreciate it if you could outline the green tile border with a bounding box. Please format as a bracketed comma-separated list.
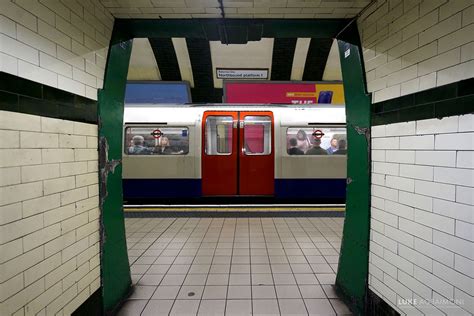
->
[372, 78, 474, 125]
[0, 72, 97, 124]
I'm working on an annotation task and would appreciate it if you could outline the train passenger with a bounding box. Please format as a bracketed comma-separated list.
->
[288, 138, 304, 155]
[326, 138, 338, 154]
[296, 129, 310, 152]
[306, 138, 328, 155]
[157, 137, 184, 155]
[334, 139, 347, 155]
[128, 135, 153, 154]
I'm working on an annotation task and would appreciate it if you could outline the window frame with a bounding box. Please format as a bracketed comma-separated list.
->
[123, 125, 190, 156]
[243, 115, 272, 156]
[204, 115, 234, 156]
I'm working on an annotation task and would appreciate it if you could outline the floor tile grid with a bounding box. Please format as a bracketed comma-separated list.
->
[282, 218, 339, 315]
[148, 218, 227, 314]
[120, 218, 352, 315]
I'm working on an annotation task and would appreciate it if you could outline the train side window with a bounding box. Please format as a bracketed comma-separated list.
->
[243, 116, 271, 155]
[286, 127, 347, 155]
[125, 126, 189, 155]
[205, 116, 233, 155]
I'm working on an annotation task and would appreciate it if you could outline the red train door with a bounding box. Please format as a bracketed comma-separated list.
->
[239, 111, 274, 195]
[202, 111, 274, 196]
[202, 111, 238, 196]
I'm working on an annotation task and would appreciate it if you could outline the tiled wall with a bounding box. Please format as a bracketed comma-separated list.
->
[0, 110, 100, 315]
[0, 0, 113, 100]
[358, 0, 474, 103]
[369, 114, 473, 315]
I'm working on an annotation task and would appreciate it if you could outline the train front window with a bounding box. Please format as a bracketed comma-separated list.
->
[286, 127, 347, 155]
[243, 116, 271, 155]
[205, 116, 233, 155]
[125, 127, 189, 155]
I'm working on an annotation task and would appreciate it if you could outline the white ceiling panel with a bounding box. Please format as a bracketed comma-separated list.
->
[100, 0, 371, 18]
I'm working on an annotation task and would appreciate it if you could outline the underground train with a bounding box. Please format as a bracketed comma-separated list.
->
[122, 105, 347, 202]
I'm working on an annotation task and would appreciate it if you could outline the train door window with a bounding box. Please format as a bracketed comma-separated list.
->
[286, 127, 347, 155]
[205, 116, 233, 155]
[125, 126, 189, 155]
[243, 116, 271, 155]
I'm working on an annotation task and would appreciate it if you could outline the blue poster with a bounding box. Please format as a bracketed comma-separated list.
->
[125, 81, 191, 105]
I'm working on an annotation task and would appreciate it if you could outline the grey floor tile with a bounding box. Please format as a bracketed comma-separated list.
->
[316, 274, 336, 285]
[198, 299, 226, 316]
[228, 285, 251, 299]
[189, 264, 211, 274]
[291, 263, 313, 274]
[168, 264, 191, 274]
[148, 264, 170, 274]
[251, 264, 271, 274]
[141, 300, 174, 316]
[213, 256, 232, 264]
[228, 272, 251, 285]
[225, 300, 252, 316]
[307, 256, 327, 264]
[321, 285, 339, 299]
[130, 264, 150, 275]
[210, 264, 231, 274]
[138, 274, 164, 286]
[131, 274, 142, 285]
[152, 286, 180, 299]
[206, 274, 229, 285]
[135, 256, 157, 265]
[271, 264, 292, 274]
[184, 274, 208, 286]
[116, 300, 147, 316]
[169, 299, 200, 315]
[177, 285, 204, 300]
[231, 264, 251, 274]
[203, 285, 228, 299]
[273, 273, 297, 285]
[278, 299, 308, 315]
[299, 285, 326, 299]
[252, 299, 280, 315]
[305, 298, 337, 315]
[129, 285, 156, 300]
[295, 273, 319, 285]
[311, 263, 333, 273]
[252, 285, 276, 299]
[161, 274, 186, 286]
[330, 299, 353, 315]
[251, 273, 273, 285]
[251, 256, 270, 264]
[276, 285, 302, 299]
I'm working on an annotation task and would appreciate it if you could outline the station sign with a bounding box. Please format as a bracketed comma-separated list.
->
[217, 68, 269, 80]
[224, 81, 345, 105]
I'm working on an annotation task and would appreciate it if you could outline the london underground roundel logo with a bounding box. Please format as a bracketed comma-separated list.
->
[312, 129, 325, 139]
[151, 129, 163, 139]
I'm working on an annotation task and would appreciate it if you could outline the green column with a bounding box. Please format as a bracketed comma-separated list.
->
[98, 28, 133, 312]
[335, 22, 371, 314]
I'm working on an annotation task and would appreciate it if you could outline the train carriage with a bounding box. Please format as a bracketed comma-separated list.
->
[122, 105, 347, 202]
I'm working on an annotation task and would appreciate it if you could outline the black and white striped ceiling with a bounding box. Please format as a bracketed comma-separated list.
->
[127, 37, 343, 102]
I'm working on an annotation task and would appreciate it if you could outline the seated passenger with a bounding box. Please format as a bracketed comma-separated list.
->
[334, 139, 347, 155]
[306, 138, 328, 155]
[288, 138, 304, 155]
[128, 135, 153, 154]
[326, 138, 338, 154]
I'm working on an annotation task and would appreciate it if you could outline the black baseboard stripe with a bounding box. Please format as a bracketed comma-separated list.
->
[0, 72, 97, 124]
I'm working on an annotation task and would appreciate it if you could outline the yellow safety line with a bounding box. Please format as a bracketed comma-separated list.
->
[124, 207, 345, 212]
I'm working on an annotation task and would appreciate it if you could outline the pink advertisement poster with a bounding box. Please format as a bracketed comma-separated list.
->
[224, 81, 344, 105]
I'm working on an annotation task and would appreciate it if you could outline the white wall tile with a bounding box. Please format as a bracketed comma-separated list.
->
[456, 185, 473, 205]
[433, 198, 473, 223]
[398, 191, 433, 211]
[458, 114, 474, 132]
[433, 230, 473, 260]
[19, 60, 58, 88]
[0, 34, 39, 65]
[415, 151, 456, 167]
[414, 209, 455, 234]
[435, 132, 474, 150]
[414, 179, 456, 201]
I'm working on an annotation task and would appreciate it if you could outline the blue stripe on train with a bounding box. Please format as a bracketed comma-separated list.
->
[274, 178, 346, 199]
[123, 178, 346, 199]
[123, 179, 202, 199]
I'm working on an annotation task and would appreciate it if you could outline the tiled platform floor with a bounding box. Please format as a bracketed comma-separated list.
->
[118, 217, 352, 315]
